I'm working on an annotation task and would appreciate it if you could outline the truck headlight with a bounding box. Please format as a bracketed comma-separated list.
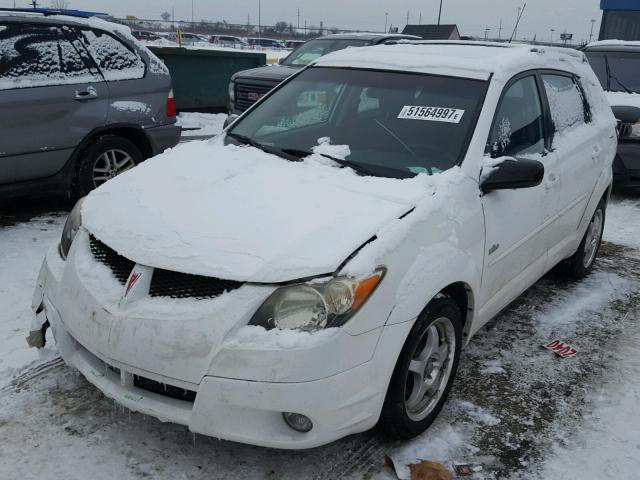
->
[59, 198, 84, 260]
[228, 80, 235, 102]
[249, 269, 385, 332]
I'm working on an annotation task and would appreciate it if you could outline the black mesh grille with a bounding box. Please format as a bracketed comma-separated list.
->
[149, 268, 244, 300]
[235, 82, 277, 111]
[133, 375, 197, 402]
[89, 235, 135, 284]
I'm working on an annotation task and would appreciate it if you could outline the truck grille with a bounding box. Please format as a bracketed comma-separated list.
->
[89, 235, 244, 299]
[235, 82, 276, 111]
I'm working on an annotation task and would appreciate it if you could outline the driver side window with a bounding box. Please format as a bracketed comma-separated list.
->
[489, 76, 546, 158]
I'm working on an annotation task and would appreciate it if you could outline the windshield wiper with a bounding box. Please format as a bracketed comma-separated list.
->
[226, 132, 301, 161]
[604, 55, 633, 94]
[279, 148, 379, 176]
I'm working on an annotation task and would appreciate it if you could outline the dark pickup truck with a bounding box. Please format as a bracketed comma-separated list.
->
[227, 33, 420, 115]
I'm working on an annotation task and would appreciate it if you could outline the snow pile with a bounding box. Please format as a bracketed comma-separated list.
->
[530, 326, 640, 480]
[311, 137, 351, 160]
[111, 101, 151, 114]
[223, 325, 339, 350]
[532, 272, 632, 332]
[176, 112, 228, 137]
[604, 198, 640, 250]
[0, 215, 64, 387]
[604, 90, 640, 109]
[81, 139, 438, 283]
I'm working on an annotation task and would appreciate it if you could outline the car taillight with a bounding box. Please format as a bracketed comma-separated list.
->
[166, 90, 177, 118]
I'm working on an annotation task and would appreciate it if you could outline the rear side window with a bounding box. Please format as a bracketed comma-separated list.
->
[79, 29, 145, 81]
[542, 74, 588, 133]
[0, 23, 99, 90]
[489, 76, 546, 158]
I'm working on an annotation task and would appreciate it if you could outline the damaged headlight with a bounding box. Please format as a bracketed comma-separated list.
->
[59, 197, 84, 260]
[249, 268, 385, 332]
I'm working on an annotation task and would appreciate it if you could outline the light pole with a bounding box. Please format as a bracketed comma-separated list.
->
[258, 0, 261, 38]
[514, 7, 521, 40]
[550, 28, 555, 45]
[384, 13, 388, 33]
[589, 19, 596, 43]
[191, 0, 194, 29]
[438, 0, 443, 25]
[484, 28, 491, 41]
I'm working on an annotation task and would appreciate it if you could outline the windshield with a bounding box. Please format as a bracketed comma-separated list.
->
[227, 67, 487, 178]
[281, 39, 370, 67]
[586, 51, 640, 94]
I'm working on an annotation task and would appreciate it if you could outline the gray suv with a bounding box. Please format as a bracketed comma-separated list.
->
[0, 10, 181, 198]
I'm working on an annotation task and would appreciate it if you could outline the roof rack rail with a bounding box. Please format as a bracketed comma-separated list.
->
[0, 7, 107, 19]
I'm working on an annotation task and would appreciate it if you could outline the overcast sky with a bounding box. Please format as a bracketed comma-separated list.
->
[2, 0, 605, 43]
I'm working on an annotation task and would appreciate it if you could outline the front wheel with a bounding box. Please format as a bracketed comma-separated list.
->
[564, 199, 606, 279]
[379, 297, 462, 440]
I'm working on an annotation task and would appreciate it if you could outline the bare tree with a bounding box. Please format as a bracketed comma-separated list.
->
[160, 11, 171, 22]
[50, 0, 70, 9]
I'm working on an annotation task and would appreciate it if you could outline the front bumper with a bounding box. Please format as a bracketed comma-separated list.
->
[613, 142, 640, 188]
[31, 235, 410, 448]
[146, 122, 181, 155]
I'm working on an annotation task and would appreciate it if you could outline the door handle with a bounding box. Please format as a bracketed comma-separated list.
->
[74, 86, 98, 101]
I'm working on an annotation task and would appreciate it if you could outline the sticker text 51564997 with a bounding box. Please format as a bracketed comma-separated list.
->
[398, 106, 465, 124]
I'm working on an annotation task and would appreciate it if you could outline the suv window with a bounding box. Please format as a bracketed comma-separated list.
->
[542, 74, 588, 134]
[0, 23, 99, 90]
[79, 29, 145, 81]
[489, 76, 545, 158]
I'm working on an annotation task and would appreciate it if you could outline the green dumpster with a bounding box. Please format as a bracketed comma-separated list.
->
[147, 46, 266, 111]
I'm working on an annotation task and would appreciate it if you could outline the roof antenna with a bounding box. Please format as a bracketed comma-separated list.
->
[508, 3, 526, 43]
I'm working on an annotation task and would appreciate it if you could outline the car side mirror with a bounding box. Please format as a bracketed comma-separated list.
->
[223, 114, 239, 129]
[480, 157, 544, 194]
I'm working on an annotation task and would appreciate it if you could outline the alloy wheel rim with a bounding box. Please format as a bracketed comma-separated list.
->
[92, 149, 135, 187]
[583, 209, 603, 269]
[404, 316, 456, 422]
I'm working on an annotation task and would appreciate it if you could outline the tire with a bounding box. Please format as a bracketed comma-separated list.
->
[75, 135, 143, 197]
[379, 297, 463, 440]
[563, 199, 606, 279]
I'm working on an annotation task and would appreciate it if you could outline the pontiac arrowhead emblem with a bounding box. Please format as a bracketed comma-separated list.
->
[125, 272, 142, 297]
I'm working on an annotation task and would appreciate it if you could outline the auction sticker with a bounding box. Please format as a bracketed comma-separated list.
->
[543, 339, 578, 358]
[398, 105, 465, 123]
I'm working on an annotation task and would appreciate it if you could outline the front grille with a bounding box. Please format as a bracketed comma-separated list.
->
[89, 235, 243, 300]
[89, 235, 135, 284]
[149, 268, 244, 300]
[235, 82, 276, 111]
[133, 375, 197, 402]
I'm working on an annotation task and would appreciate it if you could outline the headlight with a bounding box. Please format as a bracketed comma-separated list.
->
[59, 197, 84, 260]
[620, 120, 640, 139]
[249, 268, 385, 332]
[228, 80, 235, 103]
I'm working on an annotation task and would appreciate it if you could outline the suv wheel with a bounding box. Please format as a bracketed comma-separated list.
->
[379, 297, 462, 440]
[564, 199, 606, 279]
[76, 135, 143, 196]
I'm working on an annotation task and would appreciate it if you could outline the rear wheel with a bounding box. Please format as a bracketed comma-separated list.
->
[564, 199, 606, 279]
[379, 297, 462, 439]
[75, 135, 143, 196]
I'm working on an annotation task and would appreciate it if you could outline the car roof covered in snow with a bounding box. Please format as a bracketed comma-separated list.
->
[313, 41, 589, 82]
[584, 40, 640, 52]
[317, 32, 422, 42]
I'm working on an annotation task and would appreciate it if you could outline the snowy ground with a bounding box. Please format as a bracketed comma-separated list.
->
[176, 112, 228, 138]
[1, 127, 639, 478]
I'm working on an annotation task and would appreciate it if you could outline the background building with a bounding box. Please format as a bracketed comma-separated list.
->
[600, 0, 640, 40]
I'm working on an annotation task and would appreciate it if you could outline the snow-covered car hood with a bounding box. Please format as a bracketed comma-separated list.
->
[81, 140, 431, 283]
[604, 91, 640, 109]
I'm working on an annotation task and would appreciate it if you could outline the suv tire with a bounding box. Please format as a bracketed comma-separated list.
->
[379, 297, 462, 440]
[563, 199, 606, 279]
[76, 135, 143, 196]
